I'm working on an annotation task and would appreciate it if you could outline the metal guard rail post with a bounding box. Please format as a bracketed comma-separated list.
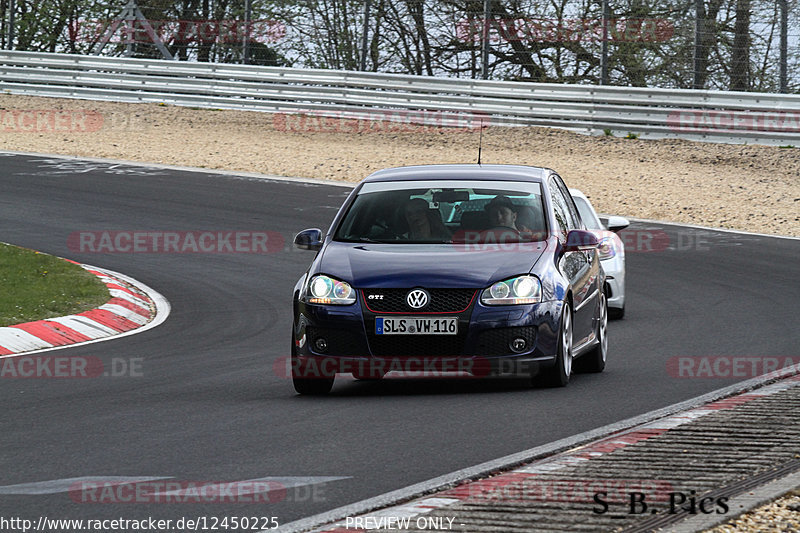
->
[1, 51, 799, 145]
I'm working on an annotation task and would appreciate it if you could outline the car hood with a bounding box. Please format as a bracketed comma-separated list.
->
[317, 241, 548, 288]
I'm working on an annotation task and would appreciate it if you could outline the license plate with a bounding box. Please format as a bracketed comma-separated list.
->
[375, 317, 458, 335]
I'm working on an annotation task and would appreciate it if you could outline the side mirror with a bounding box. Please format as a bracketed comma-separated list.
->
[294, 228, 323, 251]
[606, 215, 630, 233]
[564, 229, 599, 252]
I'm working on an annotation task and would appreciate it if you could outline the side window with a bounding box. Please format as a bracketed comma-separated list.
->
[553, 175, 581, 230]
[548, 178, 569, 241]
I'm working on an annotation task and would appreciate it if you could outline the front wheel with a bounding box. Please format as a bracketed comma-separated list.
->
[532, 304, 572, 387]
[291, 340, 334, 395]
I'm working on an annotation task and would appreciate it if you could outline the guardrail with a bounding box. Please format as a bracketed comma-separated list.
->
[1, 50, 799, 145]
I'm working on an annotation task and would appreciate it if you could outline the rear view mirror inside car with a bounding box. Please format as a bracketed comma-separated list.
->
[432, 190, 470, 203]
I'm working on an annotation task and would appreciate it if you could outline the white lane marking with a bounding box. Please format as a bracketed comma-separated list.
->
[0, 328, 54, 352]
[109, 288, 150, 309]
[93, 275, 120, 284]
[640, 417, 698, 430]
[0, 150, 354, 188]
[517, 455, 591, 474]
[152, 476, 350, 497]
[0, 476, 172, 495]
[45, 316, 118, 338]
[97, 303, 149, 325]
[366, 498, 460, 519]
[750, 380, 798, 395]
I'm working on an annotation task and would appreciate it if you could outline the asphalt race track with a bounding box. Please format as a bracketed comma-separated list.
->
[1, 152, 799, 528]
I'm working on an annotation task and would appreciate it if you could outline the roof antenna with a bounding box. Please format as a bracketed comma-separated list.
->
[477, 117, 484, 165]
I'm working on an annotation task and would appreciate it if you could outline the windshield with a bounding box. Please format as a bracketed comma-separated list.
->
[572, 195, 603, 230]
[334, 180, 547, 244]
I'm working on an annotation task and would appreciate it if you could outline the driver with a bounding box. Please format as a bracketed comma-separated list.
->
[485, 195, 520, 230]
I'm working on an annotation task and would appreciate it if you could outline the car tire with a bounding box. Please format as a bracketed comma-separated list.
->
[532, 304, 572, 388]
[293, 375, 334, 395]
[608, 304, 625, 320]
[575, 292, 607, 373]
[291, 338, 334, 395]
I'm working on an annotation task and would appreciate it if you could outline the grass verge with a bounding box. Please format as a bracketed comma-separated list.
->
[0, 243, 109, 327]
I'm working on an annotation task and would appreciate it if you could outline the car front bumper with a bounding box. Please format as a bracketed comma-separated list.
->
[293, 297, 564, 377]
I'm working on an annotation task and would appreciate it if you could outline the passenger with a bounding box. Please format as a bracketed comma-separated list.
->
[403, 198, 451, 240]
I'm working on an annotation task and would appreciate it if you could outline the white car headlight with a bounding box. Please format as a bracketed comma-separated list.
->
[481, 275, 542, 305]
[306, 275, 356, 305]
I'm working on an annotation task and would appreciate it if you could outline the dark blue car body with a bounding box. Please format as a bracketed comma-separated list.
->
[291, 165, 608, 394]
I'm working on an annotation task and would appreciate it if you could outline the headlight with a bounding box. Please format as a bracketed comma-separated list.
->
[598, 237, 616, 260]
[305, 275, 356, 305]
[481, 275, 542, 305]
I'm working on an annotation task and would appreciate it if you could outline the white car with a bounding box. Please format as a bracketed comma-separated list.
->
[569, 189, 629, 319]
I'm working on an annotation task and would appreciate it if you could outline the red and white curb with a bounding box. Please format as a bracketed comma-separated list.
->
[0, 261, 169, 357]
[306, 371, 800, 533]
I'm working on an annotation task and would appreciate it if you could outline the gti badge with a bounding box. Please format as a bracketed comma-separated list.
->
[406, 288, 430, 309]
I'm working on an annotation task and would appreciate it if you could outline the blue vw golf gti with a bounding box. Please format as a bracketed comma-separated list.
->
[291, 165, 607, 394]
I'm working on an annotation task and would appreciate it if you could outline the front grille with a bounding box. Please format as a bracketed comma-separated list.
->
[362, 287, 477, 356]
[476, 326, 537, 356]
[366, 332, 468, 357]
[361, 288, 477, 313]
[306, 326, 366, 356]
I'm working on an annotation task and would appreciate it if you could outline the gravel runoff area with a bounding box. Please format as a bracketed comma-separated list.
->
[707, 489, 800, 533]
[1, 93, 798, 237]
[2, 93, 799, 532]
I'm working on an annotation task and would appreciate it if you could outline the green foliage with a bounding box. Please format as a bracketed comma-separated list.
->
[2, 0, 797, 91]
[0, 243, 109, 327]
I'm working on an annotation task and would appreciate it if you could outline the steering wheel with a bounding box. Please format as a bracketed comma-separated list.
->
[488, 225, 519, 232]
[478, 227, 523, 243]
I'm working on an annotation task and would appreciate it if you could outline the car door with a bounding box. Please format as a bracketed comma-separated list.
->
[548, 175, 596, 346]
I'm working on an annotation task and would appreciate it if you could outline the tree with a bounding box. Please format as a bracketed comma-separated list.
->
[730, 0, 750, 90]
